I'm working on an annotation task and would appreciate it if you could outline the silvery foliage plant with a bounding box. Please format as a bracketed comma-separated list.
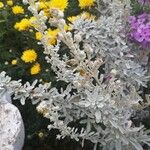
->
[1, 0, 150, 149]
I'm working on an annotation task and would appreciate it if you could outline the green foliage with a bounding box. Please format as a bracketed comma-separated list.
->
[131, 0, 150, 14]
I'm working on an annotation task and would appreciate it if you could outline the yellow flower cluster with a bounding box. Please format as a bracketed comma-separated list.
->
[13, 0, 95, 34]
[38, 2, 47, 10]
[20, 49, 41, 75]
[34, 12, 95, 47]
[30, 63, 41, 75]
[47, 0, 68, 11]
[46, 28, 60, 45]
[35, 32, 42, 41]
[35, 28, 60, 45]
[14, 18, 31, 31]
[21, 49, 37, 63]
[0, 1, 14, 8]
[7, 0, 13, 6]
[14, 16, 37, 31]
[0, 1, 4, 8]
[35, 0, 68, 17]
[38, 0, 68, 11]
[29, 16, 37, 28]
[12, 5, 24, 14]
[35, 25, 71, 45]
[78, 0, 95, 9]
[11, 59, 17, 65]
[68, 12, 96, 23]
[0, 0, 13, 8]
[8, 0, 96, 77]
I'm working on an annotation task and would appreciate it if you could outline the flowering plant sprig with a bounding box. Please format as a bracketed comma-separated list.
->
[0, 0, 150, 149]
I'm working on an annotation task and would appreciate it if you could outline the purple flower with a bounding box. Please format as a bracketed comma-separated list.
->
[128, 13, 150, 48]
[128, 16, 136, 23]
[138, 13, 149, 19]
[138, 0, 150, 5]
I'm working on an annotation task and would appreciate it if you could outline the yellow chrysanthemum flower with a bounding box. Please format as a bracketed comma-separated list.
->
[68, 12, 95, 23]
[7, 0, 13, 6]
[43, 8, 50, 17]
[38, 2, 47, 10]
[11, 59, 17, 65]
[21, 49, 37, 63]
[12, 5, 24, 14]
[0, 2, 4, 8]
[64, 24, 71, 31]
[80, 11, 96, 19]
[30, 63, 41, 75]
[35, 32, 42, 40]
[29, 16, 37, 28]
[78, 0, 95, 9]
[14, 18, 31, 31]
[46, 28, 60, 45]
[67, 16, 78, 23]
[47, 0, 68, 11]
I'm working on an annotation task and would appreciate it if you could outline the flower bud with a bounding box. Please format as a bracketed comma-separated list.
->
[49, 18, 58, 26]
[50, 8, 59, 17]
[38, 132, 44, 138]
[73, 81, 82, 88]
[74, 34, 82, 43]
[58, 32, 64, 40]
[58, 19, 66, 29]
[66, 32, 72, 40]
[57, 11, 64, 18]
[78, 50, 86, 60]
[23, 0, 28, 5]
[84, 44, 93, 55]
[110, 69, 117, 75]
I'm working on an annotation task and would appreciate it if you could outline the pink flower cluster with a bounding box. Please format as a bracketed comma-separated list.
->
[128, 13, 150, 48]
